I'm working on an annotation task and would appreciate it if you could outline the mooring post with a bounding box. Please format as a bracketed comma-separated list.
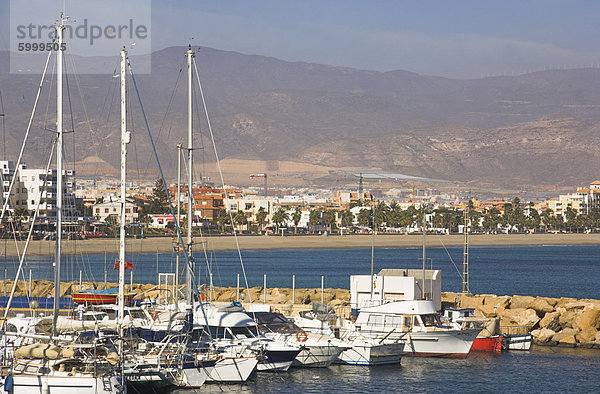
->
[321, 275, 324, 304]
[79, 270, 82, 289]
[264, 274, 267, 303]
[292, 274, 296, 304]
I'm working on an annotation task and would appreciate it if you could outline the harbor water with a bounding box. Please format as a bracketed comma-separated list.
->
[4, 243, 600, 392]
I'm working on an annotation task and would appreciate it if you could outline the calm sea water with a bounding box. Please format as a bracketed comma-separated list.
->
[6, 244, 600, 299]
[7, 244, 600, 391]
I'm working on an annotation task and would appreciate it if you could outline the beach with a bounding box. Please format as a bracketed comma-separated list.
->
[1, 232, 599, 257]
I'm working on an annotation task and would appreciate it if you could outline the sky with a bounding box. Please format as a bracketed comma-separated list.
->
[3, 0, 600, 78]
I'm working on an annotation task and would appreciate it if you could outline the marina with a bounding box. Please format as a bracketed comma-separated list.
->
[1, 3, 600, 392]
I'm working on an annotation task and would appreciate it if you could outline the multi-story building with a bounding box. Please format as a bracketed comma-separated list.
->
[0, 160, 26, 214]
[92, 197, 139, 225]
[19, 167, 77, 218]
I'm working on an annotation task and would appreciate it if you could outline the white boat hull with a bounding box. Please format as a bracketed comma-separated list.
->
[292, 344, 345, 368]
[1, 374, 124, 394]
[400, 329, 480, 358]
[205, 357, 258, 383]
[504, 334, 532, 351]
[336, 342, 403, 366]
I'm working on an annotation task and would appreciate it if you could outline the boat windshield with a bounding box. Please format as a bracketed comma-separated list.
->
[421, 314, 441, 327]
[249, 312, 300, 334]
[126, 310, 147, 319]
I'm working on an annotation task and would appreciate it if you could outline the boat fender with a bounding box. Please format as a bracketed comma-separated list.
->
[152, 311, 160, 321]
[296, 329, 308, 342]
[4, 375, 13, 392]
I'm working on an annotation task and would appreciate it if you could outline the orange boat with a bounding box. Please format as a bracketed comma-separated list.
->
[71, 289, 135, 305]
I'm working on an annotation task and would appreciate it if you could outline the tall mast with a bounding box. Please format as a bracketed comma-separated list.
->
[421, 204, 426, 300]
[52, 15, 65, 338]
[185, 45, 194, 305]
[369, 197, 374, 303]
[175, 143, 182, 294]
[118, 47, 129, 329]
[462, 205, 470, 294]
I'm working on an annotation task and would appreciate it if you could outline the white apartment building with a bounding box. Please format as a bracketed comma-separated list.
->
[19, 167, 77, 218]
[92, 197, 139, 225]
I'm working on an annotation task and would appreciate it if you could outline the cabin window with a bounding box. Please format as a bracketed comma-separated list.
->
[413, 316, 421, 327]
[384, 315, 402, 326]
[421, 314, 441, 327]
[14, 363, 25, 372]
[367, 314, 383, 326]
[403, 316, 412, 331]
[25, 365, 38, 373]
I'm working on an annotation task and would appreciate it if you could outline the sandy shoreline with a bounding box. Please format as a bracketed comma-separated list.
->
[1, 233, 599, 257]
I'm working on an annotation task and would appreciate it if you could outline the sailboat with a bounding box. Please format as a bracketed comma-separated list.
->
[0, 13, 125, 393]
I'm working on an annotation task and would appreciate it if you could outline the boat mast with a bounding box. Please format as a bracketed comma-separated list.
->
[421, 204, 426, 300]
[185, 45, 194, 305]
[369, 197, 375, 303]
[175, 143, 182, 295]
[52, 15, 65, 338]
[462, 205, 470, 294]
[118, 47, 130, 330]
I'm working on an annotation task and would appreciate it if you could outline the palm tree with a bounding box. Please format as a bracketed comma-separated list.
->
[271, 208, 289, 232]
[323, 209, 337, 232]
[357, 208, 371, 229]
[291, 207, 302, 234]
[216, 209, 231, 233]
[255, 207, 267, 232]
[233, 210, 248, 231]
[340, 209, 354, 229]
[309, 209, 321, 233]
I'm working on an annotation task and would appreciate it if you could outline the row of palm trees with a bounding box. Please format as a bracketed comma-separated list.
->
[212, 197, 600, 234]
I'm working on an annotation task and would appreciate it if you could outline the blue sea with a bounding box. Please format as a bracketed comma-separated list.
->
[10, 244, 599, 299]
[5, 244, 600, 392]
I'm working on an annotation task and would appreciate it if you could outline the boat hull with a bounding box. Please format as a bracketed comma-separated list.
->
[292, 344, 345, 368]
[400, 329, 480, 358]
[336, 342, 403, 366]
[257, 349, 302, 372]
[471, 335, 502, 352]
[1, 374, 124, 394]
[71, 292, 135, 305]
[503, 334, 532, 351]
[205, 357, 258, 383]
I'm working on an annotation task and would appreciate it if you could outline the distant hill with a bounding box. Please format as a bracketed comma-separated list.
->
[1, 46, 599, 189]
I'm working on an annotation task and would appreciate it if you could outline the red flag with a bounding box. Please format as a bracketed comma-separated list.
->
[114, 259, 133, 270]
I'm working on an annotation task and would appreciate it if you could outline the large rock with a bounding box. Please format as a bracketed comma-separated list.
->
[576, 327, 598, 347]
[540, 311, 561, 331]
[574, 307, 600, 331]
[531, 328, 556, 345]
[552, 328, 580, 347]
[460, 295, 484, 309]
[558, 308, 579, 330]
[479, 296, 510, 317]
[509, 295, 535, 310]
[530, 297, 556, 317]
[499, 308, 540, 328]
[555, 297, 578, 309]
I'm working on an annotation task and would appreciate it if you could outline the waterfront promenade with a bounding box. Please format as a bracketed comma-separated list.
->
[2, 232, 600, 256]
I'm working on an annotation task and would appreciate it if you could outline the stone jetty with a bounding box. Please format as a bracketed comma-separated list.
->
[2, 279, 599, 349]
[444, 292, 600, 348]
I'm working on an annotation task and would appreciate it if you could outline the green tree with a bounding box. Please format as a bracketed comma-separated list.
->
[373, 202, 388, 230]
[323, 209, 337, 232]
[291, 207, 302, 234]
[309, 209, 321, 233]
[255, 207, 268, 232]
[149, 178, 169, 214]
[271, 208, 289, 231]
[340, 209, 354, 228]
[357, 208, 371, 228]
[233, 210, 248, 231]
[216, 209, 231, 232]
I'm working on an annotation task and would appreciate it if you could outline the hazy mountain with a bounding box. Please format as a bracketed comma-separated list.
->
[1, 46, 599, 189]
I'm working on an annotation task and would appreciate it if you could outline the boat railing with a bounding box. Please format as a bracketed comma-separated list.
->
[499, 324, 530, 336]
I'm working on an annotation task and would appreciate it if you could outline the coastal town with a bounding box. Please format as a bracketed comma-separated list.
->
[2, 160, 600, 237]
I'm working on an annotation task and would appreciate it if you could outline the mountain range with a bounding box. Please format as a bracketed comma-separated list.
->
[1, 46, 599, 191]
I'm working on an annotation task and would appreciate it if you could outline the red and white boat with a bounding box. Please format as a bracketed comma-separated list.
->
[444, 308, 502, 353]
[71, 288, 135, 305]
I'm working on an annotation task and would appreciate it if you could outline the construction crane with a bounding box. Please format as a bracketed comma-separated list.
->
[250, 173, 267, 197]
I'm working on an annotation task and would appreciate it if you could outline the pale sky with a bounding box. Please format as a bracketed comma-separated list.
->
[3, 0, 600, 78]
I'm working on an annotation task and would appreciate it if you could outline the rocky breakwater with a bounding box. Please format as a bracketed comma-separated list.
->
[444, 292, 600, 348]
